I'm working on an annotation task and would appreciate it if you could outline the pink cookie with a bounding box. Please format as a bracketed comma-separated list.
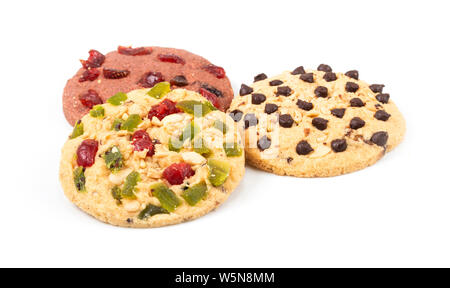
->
[63, 46, 234, 125]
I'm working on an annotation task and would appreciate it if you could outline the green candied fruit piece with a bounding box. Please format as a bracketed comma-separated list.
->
[107, 92, 127, 106]
[179, 121, 200, 142]
[182, 181, 207, 206]
[213, 120, 228, 134]
[223, 142, 242, 157]
[193, 138, 212, 157]
[89, 105, 105, 118]
[111, 186, 122, 203]
[169, 137, 183, 152]
[70, 120, 84, 139]
[111, 118, 125, 131]
[176, 100, 215, 117]
[122, 171, 140, 199]
[205, 100, 218, 111]
[73, 167, 86, 192]
[208, 158, 230, 187]
[121, 114, 142, 132]
[147, 82, 171, 99]
[103, 146, 124, 173]
[151, 183, 181, 212]
[138, 204, 169, 220]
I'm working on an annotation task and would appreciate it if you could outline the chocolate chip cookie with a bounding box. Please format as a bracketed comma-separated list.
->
[228, 65, 406, 177]
[63, 46, 234, 126]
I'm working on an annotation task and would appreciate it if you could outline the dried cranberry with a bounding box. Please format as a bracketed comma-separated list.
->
[199, 88, 220, 109]
[76, 139, 99, 167]
[80, 50, 105, 69]
[103, 68, 130, 79]
[79, 89, 103, 109]
[148, 99, 180, 121]
[157, 54, 186, 65]
[163, 163, 195, 185]
[118, 46, 152, 56]
[133, 138, 155, 157]
[202, 64, 226, 79]
[138, 71, 165, 88]
[79, 68, 100, 82]
[131, 130, 154, 157]
[131, 130, 151, 142]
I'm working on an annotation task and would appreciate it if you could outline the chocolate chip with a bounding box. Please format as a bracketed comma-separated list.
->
[376, 93, 390, 104]
[244, 113, 258, 129]
[170, 75, 188, 87]
[300, 73, 314, 83]
[374, 110, 391, 121]
[269, 80, 283, 86]
[254, 73, 268, 82]
[317, 64, 332, 72]
[239, 84, 253, 96]
[323, 72, 337, 82]
[297, 99, 313, 111]
[371, 131, 389, 147]
[350, 98, 365, 107]
[279, 114, 294, 128]
[331, 139, 347, 152]
[126, 218, 133, 224]
[314, 86, 328, 98]
[264, 103, 278, 114]
[331, 108, 346, 118]
[350, 117, 366, 129]
[370, 84, 385, 93]
[287, 157, 293, 163]
[345, 70, 359, 80]
[292, 66, 306, 75]
[276, 86, 292, 96]
[345, 82, 359, 93]
[201, 83, 223, 97]
[257, 136, 271, 151]
[251, 93, 266, 105]
[229, 109, 243, 122]
[375, 104, 383, 109]
[312, 117, 329, 131]
[296, 140, 313, 155]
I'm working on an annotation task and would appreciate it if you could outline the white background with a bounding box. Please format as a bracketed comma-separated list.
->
[1, 0, 449, 268]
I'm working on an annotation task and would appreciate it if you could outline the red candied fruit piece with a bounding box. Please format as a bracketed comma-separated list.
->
[163, 163, 195, 185]
[79, 68, 100, 82]
[76, 139, 99, 167]
[131, 130, 155, 157]
[148, 99, 181, 121]
[137, 71, 165, 88]
[103, 68, 130, 79]
[199, 88, 221, 109]
[202, 64, 226, 79]
[80, 50, 105, 69]
[118, 46, 152, 56]
[157, 54, 186, 65]
[79, 89, 103, 109]
[132, 130, 151, 142]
